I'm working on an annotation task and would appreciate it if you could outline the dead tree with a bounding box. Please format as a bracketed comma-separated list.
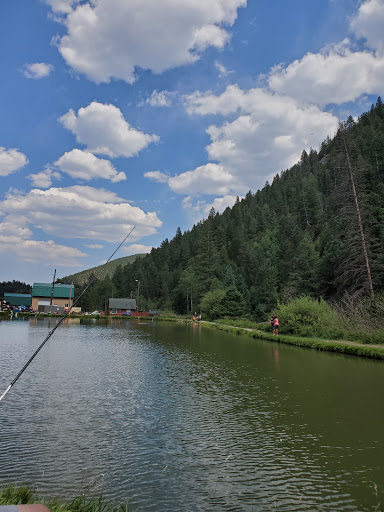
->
[343, 139, 374, 299]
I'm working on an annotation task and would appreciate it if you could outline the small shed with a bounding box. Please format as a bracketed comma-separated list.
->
[109, 298, 137, 315]
[4, 293, 32, 307]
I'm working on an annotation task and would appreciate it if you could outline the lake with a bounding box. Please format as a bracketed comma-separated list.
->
[0, 317, 383, 511]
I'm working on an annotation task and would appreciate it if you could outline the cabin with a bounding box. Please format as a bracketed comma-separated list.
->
[4, 293, 32, 308]
[108, 298, 136, 316]
[32, 282, 74, 311]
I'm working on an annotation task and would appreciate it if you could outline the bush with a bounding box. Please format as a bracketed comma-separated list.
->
[200, 289, 226, 320]
[212, 287, 246, 319]
[344, 327, 384, 344]
[275, 296, 342, 338]
[331, 292, 384, 343]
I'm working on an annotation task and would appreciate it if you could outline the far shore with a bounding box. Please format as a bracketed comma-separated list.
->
[148, 315, 384, 361]
[2, 311, 384, 360]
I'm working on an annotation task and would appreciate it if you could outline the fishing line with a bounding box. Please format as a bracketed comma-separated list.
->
[0, 225, 136, 404]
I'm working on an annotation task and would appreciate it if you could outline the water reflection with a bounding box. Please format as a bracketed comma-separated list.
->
[0, 318, 383, 511]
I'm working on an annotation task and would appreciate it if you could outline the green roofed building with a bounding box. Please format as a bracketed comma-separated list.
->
[32, 282, 74, 310]
[4, 293, 32, 307]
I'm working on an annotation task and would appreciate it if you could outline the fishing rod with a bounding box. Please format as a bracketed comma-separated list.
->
[0, 225, 136, 404]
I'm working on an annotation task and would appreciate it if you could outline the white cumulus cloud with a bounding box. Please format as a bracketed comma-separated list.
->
[165, 0, 383, 201]
[0, 186, 162, 243]
[145, 164, 245, 196]
[0, 237, 87, 266]
[185, 85, 338, 191]
[143, 90, 174, 107]
[29, 168, 61, 188]
[0, 147, 28, 176]
[144, 171, 169, 183]
[59, 102, 159, 157]
[0, 220, 86, 266]
[351, 0, 384, 56]
[193, 24, 229, 51]
[44, 0, 79, 14]
[266, 0, 384, 108]
[54, 149, 126, 182]
[22, 62, 53, 79]
[168, 163, 244, 195]
[123, 244, 153, 255]
[268, 42, 384, 107]
[62, 185, 127, 204]
[50, 0, 246, 83]
[0, 221, 33, 239]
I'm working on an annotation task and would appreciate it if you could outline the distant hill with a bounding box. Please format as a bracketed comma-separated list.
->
[59, 254, 145, 286]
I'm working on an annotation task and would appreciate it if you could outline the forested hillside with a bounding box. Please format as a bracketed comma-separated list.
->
[0, 281, 32, 296]
[60, 254, 144, 286]
[77, 99, 384, 318]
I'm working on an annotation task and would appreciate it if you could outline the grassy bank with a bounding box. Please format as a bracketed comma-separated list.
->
[201, 321, 384, 360]
[3, 309, 383, 360]
[0, 486, 133, 512]
[152, 315, 384, 360]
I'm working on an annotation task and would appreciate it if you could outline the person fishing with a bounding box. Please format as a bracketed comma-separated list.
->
[270, 314, 279, 335]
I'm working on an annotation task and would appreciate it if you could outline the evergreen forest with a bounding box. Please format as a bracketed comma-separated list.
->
[0, 281, 32, 296]
[68, 99, 384, 321]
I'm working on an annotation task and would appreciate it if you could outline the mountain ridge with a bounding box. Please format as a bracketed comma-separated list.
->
[59, 254, 145, 286]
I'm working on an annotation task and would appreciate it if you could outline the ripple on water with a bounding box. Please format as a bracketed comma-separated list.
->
[0, 319, 383, 511]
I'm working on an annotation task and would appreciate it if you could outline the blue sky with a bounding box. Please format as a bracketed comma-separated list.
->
[1, 0, 384, 284]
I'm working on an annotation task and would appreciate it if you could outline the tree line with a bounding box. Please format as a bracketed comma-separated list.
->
[0, 281, 31, 296]
[68, 98, 384, 319]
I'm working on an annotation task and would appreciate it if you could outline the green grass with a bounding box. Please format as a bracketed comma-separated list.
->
[0, 486, 34, 505]
[201, 321, 384, 360]
[340, 327, 384, 345]
[214, 317, 268, 330]
[150, 315, 384, 359]
[160, 310, 188, 318]
[0, 486, 134, 512]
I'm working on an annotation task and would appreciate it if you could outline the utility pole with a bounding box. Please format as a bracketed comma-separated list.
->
[69, 282, 73, 308]
[50, 269, 56, 306]
[135, 279, 140, 311]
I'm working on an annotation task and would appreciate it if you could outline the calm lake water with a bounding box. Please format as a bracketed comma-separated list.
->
[0, 317, 383, 511]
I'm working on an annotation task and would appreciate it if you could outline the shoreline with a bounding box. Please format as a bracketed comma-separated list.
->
[2, 312, 384, 360]
[157, 316, 384, 361]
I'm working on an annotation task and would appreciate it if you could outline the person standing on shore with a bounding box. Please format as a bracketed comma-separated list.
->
[270, 314, 279, 335]
[273, 315, 279, 335]
[270, 314, 275, 332]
